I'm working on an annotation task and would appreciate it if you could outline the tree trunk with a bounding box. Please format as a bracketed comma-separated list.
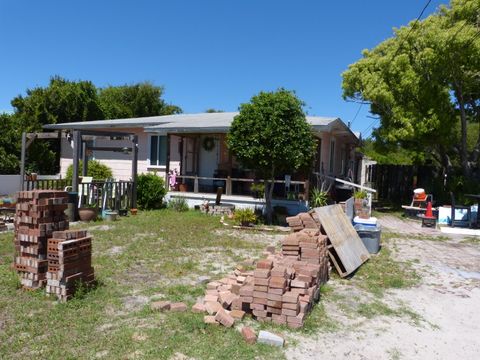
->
[454, 86, 469, 177]
[264, 167, 276, 224]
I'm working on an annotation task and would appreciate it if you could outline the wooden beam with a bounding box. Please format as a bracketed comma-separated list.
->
[131, 135, 138, 209]
[27, 132, 60, 140]
[165, 134, 171, 185]
[79, 130, 134, 138]
[20, 132, 27, 190]
[82, 141, 88, 176]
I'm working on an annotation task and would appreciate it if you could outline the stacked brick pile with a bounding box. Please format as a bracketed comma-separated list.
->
[46, 229, 95, 301]
[198, 228, 330, 328]
[13, 190, 69, 289]
[286, 211, 320, 231]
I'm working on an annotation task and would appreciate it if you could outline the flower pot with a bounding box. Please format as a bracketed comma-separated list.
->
[104, 210, 118, 221]
[179, 184, 188, 192]
[130, 208, 138, 216]
[78, 207, 98, 222]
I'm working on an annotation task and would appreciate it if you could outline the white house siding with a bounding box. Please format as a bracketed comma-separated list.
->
[59, 128, 181, 181]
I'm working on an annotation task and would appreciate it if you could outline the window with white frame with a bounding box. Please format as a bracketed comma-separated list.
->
[149, 135, 167, 166]
[329, 139, 335, 173]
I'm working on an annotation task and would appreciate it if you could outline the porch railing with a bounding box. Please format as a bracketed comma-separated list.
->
[174, 175, 309, 201]
[23, 179, 134, 211]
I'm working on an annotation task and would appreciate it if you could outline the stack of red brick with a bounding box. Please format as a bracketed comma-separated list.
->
[46, 229, 95, 301]
[13, 190, 69, 289]
[198, 228, 330, 328]
[286, 211, 320, 231]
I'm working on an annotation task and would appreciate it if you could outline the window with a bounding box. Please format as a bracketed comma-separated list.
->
[329, 139, 335, 173]
[149, 135, 167, 166]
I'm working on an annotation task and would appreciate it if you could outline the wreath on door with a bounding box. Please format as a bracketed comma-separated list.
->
[203, 137, 215, 151]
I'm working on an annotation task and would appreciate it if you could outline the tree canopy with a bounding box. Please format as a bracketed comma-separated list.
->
[342, 0, 480, 181]
[0, 76, 182, 174]
[227, 89, 316, 223]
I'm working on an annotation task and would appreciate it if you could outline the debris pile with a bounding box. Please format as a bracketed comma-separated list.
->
[13, 190, 69, 289]
[46, 229, 95, 301]
[196, 228, 330, 328]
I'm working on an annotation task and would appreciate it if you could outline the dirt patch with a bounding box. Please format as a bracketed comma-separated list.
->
[286, 216, 480, 359]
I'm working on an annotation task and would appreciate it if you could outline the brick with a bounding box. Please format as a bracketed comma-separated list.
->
[205, 301, 222, 315]
[253, 291, 268, 299]
[266, 306, 282, 315]
[240, 296, 253, 303]
[215, 309, 235, 327]
[251, 303, 266, 310]
[204, 294, 218, 303]
[170, 302, 187, 312]
[267, 287, 285, 295]
[267, 293, 282, 301]
[254, 277, 270, 286]
[192, 303, 206, 313]
[282, 292, 299, 303]
[241, 327, 256, 344]
[256, 259, 273, 269]
[253, 269, 270, 278]
[269, 277, 287, 289]
[150, 301, 171, 311]
[272, 314, 287, 325]
[230, 309, 245, 320]
[291, 280, 308, 288]
[253, 285, 268, 292]
[267, 300, 283, 308]
[239, 285, 254, 297]
[253, 297, 268, 305]
[282, 308, 299, 316]
[204, 315, 219, 325]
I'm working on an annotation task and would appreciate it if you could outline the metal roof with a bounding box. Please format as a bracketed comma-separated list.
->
[42, 112, 358, 138]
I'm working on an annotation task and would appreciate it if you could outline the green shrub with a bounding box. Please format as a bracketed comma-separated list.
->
[310, 188, 328, 208]
[137, 173, 167, 209]
[66, 160, 113, 181]
[354, 190, 368, 199]
[168, 197, 189, 212]
[233, 208, 257, 226]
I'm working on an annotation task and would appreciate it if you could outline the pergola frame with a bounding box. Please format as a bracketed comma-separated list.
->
[20, 129, 139, 212]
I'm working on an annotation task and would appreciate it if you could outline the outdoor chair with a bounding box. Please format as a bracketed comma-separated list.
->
[450, 192, 472, 228]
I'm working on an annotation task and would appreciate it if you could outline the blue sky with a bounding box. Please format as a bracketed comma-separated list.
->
[0, 0, 448, 137]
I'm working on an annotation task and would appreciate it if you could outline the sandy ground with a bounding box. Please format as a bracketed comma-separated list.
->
[285, 215, 480, 360]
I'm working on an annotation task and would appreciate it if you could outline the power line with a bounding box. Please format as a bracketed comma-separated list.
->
[352, 0, 433, 132]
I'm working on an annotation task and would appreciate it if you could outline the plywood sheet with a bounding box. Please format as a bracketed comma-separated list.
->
[315, 204, 369, 277]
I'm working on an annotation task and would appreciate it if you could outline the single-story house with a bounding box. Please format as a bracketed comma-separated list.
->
[44, 112, 361, 213]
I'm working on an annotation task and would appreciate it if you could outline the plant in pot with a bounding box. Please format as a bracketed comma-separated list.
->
[233, 208, 257, 227]
[78, 203, 98, 222]
[353, 190, 369, 219]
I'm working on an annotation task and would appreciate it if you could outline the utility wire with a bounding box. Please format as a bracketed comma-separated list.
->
[353, 0, 433, 134]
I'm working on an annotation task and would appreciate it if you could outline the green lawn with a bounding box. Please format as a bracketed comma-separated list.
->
[0, 210, 283, 359]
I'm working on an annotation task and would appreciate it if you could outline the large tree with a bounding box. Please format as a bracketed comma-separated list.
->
[0, 113, 21, 174]
[6, 77, 182, 174]
[99, 82, 182, 119]
[342, 0, 480, 180]
[227, 89, 316, 223]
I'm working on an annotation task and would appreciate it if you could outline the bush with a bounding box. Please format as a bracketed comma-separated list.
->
[137, 173, 167, 209]
[168, 197, 189, 212]
[66, 160, 113, 181]
[233, 208, 257, 226]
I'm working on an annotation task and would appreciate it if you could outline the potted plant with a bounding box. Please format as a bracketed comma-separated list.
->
[233, 208, 257, 227]
[353, 190, 369, 219]
[78, 204, 98, 222]
[130, 208, 138, 216]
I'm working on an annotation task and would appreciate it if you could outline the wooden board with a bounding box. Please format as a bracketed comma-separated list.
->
[315, 205, 370, 277]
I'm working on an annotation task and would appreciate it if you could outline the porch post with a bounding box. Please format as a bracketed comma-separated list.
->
[20, 132, 27, 190]
[165, 134, 170, 187]
[226, 176, 232, 196]
[131, 135, 138, 209]
[194, 176, 199, 193]
[71, 130, 82, 220]
[82, 141, 88, 176]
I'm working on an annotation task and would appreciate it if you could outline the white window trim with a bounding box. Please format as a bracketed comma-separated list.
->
[147, 134, 168, 168]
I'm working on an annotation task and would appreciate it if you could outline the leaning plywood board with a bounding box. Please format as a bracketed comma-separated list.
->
[315, 205, 370, 277]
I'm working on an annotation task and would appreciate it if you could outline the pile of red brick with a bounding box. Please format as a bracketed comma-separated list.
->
[13, 190, 69, 289]
[46, 229, 95, 301]
[286, 211, 320, 231]
[198, 228, 330, 328]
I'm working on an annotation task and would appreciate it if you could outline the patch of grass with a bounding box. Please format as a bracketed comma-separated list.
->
[354, 246, 420, 297]
[461, 236, 480, 244]
[357, 300, 423, 326]
[0, 210, 283, 359]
